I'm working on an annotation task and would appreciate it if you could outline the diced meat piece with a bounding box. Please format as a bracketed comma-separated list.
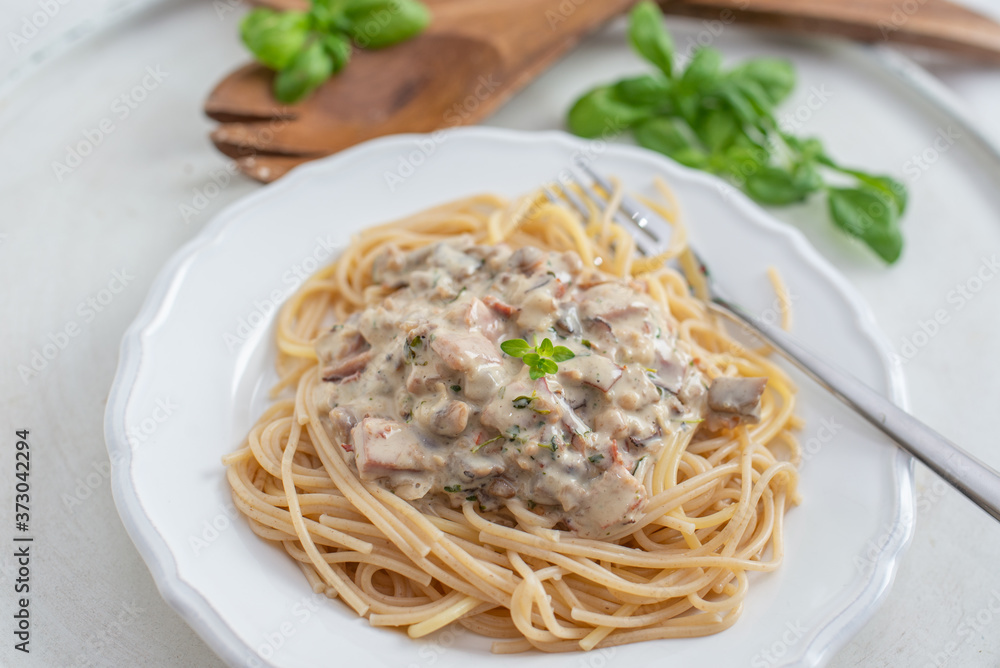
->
[487, 477, 516, 499]
[428, 401, 469, 437]
[428, 241, 481, 279]
[584, 316, 613, 336]
[458, 457, 504, 480]
[374, 240, 479, 287]
[578, 283, 651, 322]
[371, 245, 409, 287]
[509, 246, 544, 273]
[482, 295, 517, 318]
[554, 305, 581, 336]
[615, 366, 661, 411]
[351, 418, 430, 481]
[315, 323, 367, 364]
[705, 377, 768, 431]
[321, 350, 372, 382]
[465, 299, 503, 340]
[430, 331, 501, 373]
[558, 355, 623, 392]
[565, 465, 645, 538]
[651, 340, 685, 395]
[541, 377, 590, 437]
[480, 380, 558, 435]
[328, 406, 358, 442]
[516, 290, 558, 330]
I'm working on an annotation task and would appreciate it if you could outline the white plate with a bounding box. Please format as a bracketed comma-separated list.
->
[105, 127, 914, 668]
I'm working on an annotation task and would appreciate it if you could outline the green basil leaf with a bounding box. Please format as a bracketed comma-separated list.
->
[567, 85, 653, 138]
[744, 165, 815, 205]
[627, 1, 674, 77]
[853, 173, 908, 216]
[500, 338, 531, 358]
[528, 366, 545, 380]
[273, 39, 334, 104]
[733, 77, 777, 120]
[680, 47, 722, 91]
[718, 83, 761, 128]
[537, 358, 559, 375]
[240, 9, 310, 71]
[323, 33, 353, 71]
[345, 0, 430, 49]
[613, 74, 671, 106]
[791, 159, 823, 193]
[715, 139, 767, 179]
[827, 187, 904, 263]
[522, 353, 541, 367]
[537, 338, 554, 358]
[551, 346, 575, 363]
[633, 117, 708, 169]
[730, 58, 795, 106]
[695, 108, 739, 153]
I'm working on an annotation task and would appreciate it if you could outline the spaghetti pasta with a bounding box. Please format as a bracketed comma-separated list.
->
[223, 182, 800, 652]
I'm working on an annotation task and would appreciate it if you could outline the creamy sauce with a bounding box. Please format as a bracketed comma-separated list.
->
[313, 239, 764, 538]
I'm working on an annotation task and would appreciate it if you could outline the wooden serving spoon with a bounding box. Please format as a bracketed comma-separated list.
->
[206, 0, 1000, 183]
[206, 0, 636, 182]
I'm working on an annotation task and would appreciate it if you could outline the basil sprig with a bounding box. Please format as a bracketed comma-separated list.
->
[567, 1, 908, 264]
[501, 337, 575, 380]
[241, 0, 430, 104]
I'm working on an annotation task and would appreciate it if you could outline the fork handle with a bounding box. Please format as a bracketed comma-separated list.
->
[708, 299, 1000, 523]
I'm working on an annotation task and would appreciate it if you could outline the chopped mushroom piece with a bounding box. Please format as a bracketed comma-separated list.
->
[321, 350, 372, 382]
[706, 377, 768, 431]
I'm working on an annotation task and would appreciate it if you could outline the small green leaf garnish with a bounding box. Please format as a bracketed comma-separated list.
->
[500, 337, 575, 379]
[443, 485, 462, 493]
[589, 454, 604, 463]
[472, 434, 504, 453]
[450, 384, 462, 393]
[404, 335, 424, 364]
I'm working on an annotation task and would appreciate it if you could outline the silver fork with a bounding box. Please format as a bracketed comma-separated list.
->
[547, 164, 1000, 523]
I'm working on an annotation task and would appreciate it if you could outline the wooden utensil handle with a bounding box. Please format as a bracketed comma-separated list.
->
[658, 0, 1000, 63]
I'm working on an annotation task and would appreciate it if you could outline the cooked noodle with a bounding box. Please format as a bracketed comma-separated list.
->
[223, 180, 800, 652]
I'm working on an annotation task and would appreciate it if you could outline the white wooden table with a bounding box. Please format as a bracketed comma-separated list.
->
[1, 1, 999, 666]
